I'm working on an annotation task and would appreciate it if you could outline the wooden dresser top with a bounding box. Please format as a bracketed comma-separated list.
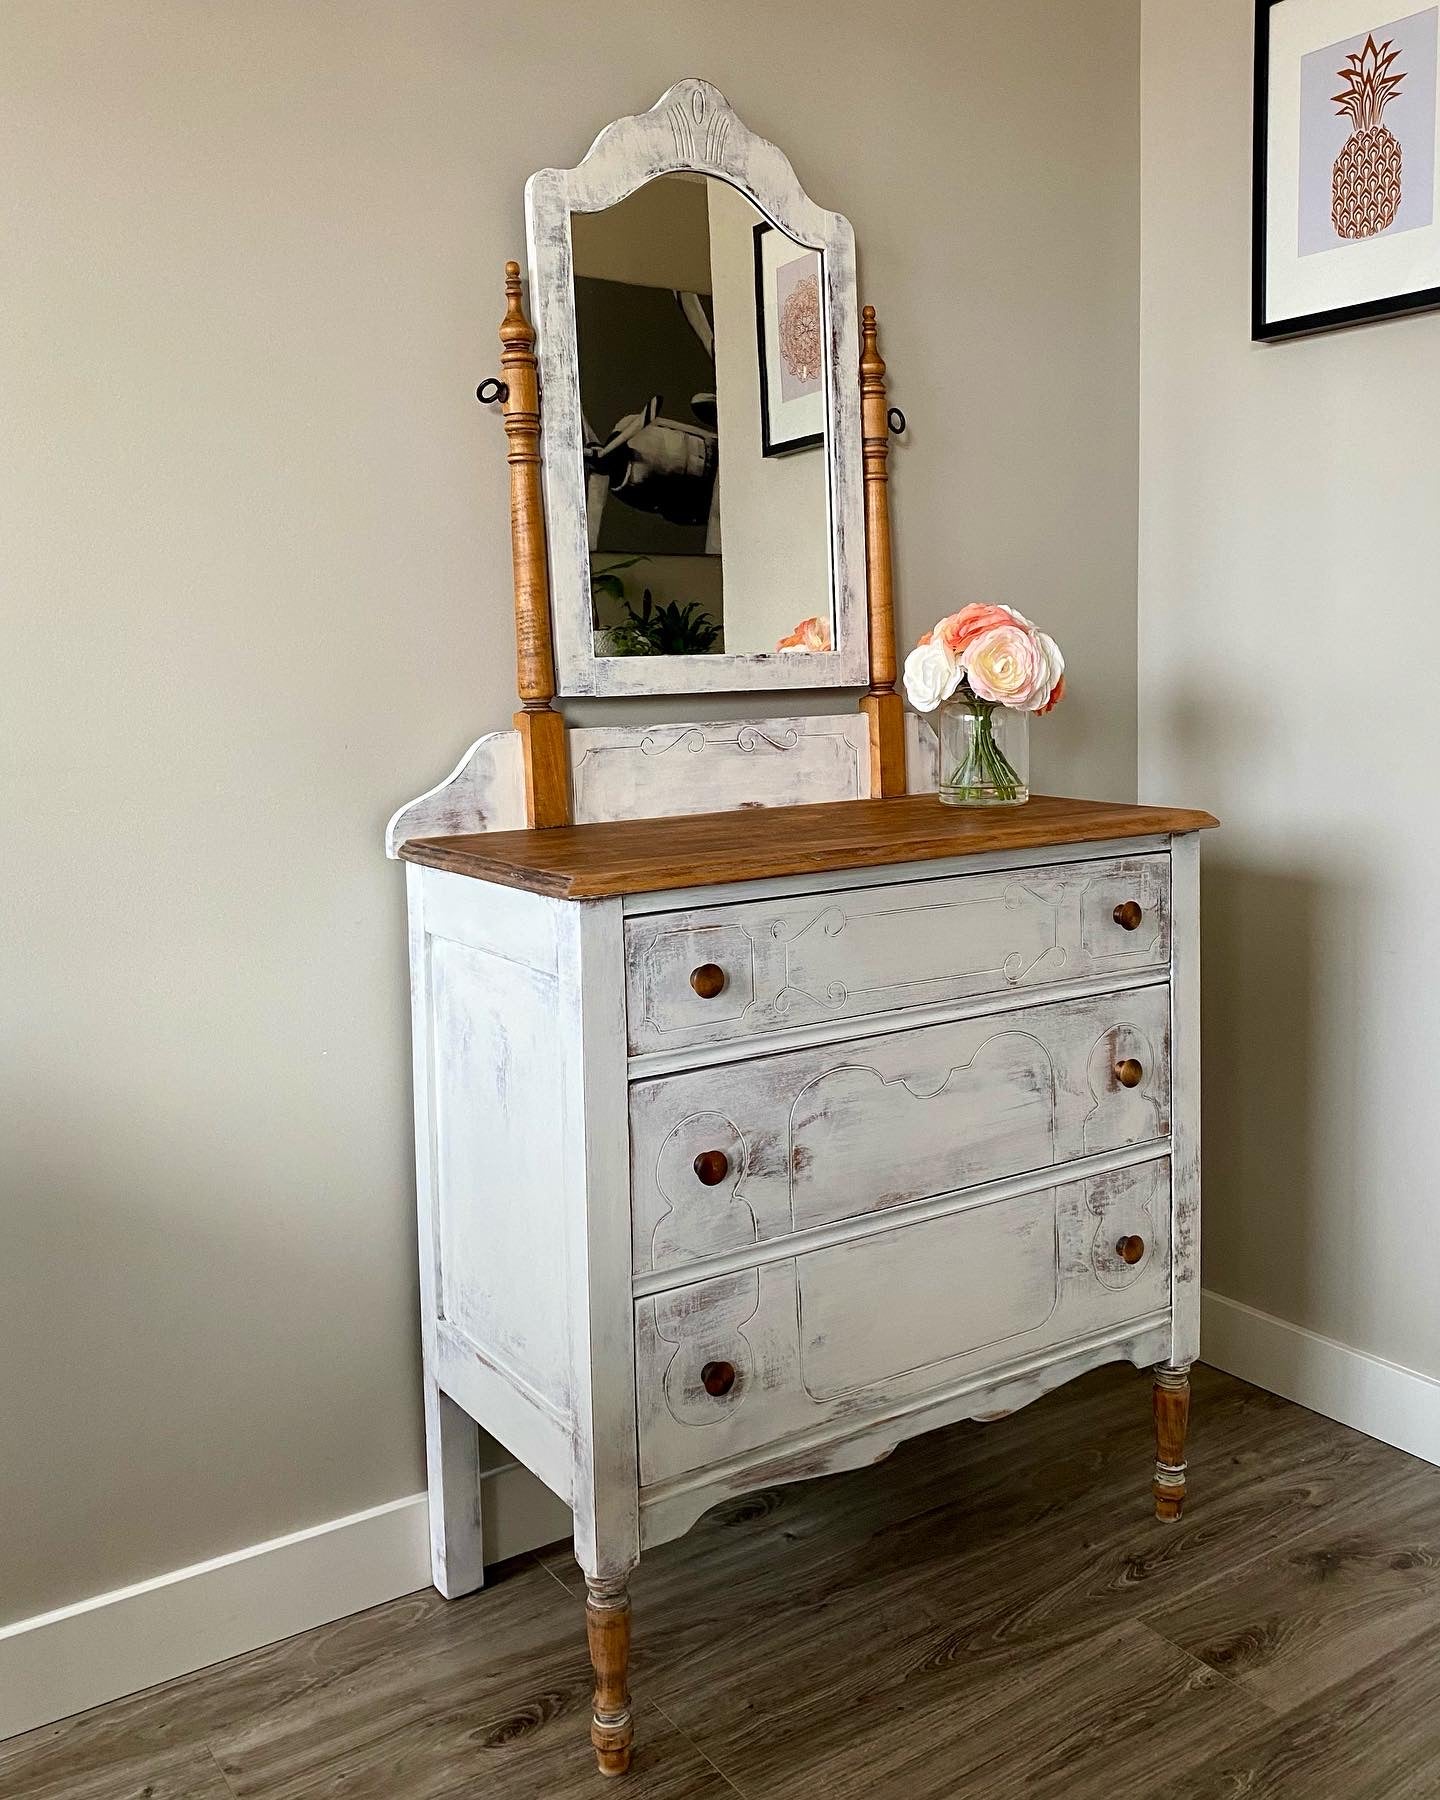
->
[398, 793, 1217, 900]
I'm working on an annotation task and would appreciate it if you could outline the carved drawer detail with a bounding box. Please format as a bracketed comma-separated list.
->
[625, 854, 1170, 1055]
[1085, 1162, 1166, 1291]
[650, 1111, 756, 1268]
[630, 986, 1170, 1278]
[789, 1031, 1057, 1231]
[634, 1159, 1173, 1486]
[653, 1269, 758, 1427]
[1084, 1020, 1167, 1153]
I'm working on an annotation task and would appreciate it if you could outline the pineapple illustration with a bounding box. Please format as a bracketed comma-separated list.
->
[1332, 33, 1407, 240]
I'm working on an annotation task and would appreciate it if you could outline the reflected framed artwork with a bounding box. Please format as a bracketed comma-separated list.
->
[1255, 0, 1440, 337]
[753, 222, 824, 454]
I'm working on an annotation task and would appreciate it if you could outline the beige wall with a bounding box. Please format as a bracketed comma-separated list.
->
[707, 179, 830, 653]
[571, 174, 714, 291]
[2, 0, 1140, 1624]
[1139, 0, 1440, 1374]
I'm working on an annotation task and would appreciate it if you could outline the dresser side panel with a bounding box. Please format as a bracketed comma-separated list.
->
[1169, 830, 1202, 1366]
[408, 865, 486, 1594]
[418, 869, 578, 1448]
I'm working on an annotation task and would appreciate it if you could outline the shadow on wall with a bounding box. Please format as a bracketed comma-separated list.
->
[1199, 857, 1352, 1334]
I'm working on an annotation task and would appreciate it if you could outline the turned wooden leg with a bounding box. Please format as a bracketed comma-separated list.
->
[586, 1575, 633, 1777]
[1153, 1363, 1191, 1522]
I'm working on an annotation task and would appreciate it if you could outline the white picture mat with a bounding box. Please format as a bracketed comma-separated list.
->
[1265, 0, 1440, 321]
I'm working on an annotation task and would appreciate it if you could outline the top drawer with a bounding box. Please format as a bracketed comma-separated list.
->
[624, 853, 1169, 1055]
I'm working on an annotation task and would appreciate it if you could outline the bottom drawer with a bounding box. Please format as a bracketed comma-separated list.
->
[635, 1158, 1171, 1486]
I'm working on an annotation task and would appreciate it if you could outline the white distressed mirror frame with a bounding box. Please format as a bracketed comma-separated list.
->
[524, 78, 869, 698]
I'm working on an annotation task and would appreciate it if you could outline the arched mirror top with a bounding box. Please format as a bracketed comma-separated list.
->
[524, 79, 869, 697]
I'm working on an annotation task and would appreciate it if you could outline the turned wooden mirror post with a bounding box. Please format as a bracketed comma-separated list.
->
[858, 304, 906, 796]
[500, 260, 571, 828]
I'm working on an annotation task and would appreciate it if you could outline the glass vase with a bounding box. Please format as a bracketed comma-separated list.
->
[936, 697, 1029, 806]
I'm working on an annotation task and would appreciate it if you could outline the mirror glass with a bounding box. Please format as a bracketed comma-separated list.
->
[570, 174, 832, 661]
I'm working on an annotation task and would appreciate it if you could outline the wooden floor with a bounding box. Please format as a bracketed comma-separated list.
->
[8, 1364, 1440, 1798]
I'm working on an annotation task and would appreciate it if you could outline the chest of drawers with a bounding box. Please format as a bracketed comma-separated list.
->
[396, 791, 1212, 1775]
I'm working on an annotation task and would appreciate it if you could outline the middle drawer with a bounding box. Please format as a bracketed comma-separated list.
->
[630, 984, 1170, 1278]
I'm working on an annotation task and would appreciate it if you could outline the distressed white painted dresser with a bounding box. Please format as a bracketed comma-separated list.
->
[390, 766, 1214, 1775]
[387, 78, 1217, 1778]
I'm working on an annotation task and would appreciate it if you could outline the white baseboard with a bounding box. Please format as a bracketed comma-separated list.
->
[0, 1461, 571, 1744]
[1202, 1288, 1440, 1468]
[12, 1305, 1434, 1746]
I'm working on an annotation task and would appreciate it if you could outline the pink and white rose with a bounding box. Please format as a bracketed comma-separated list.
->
[934, 603, 1018, 660]
[1032, 632, 1065, 711]
[904, 601, 1066, 715]
[776, 615, 832, 651]
[902, 635, 963, 712]
[965, 623, 1062, 711]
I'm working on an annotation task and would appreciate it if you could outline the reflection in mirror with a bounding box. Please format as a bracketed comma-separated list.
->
[570, 174, 832, 661]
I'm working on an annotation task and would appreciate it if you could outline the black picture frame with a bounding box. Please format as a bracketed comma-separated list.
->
[1254, 0, 1440, 340]
[753, 221, 823, 456]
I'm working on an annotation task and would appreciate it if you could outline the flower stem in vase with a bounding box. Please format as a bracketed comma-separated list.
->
[940, 698, 1029, 806]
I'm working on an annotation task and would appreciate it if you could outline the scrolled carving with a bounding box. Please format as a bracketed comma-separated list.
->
[576, 719, 866, 828]
[735, 725, 802, 754]
[639, 728, 707, 758]
[763, 903, 853, 1016]
[1001, 943, 1068, 987]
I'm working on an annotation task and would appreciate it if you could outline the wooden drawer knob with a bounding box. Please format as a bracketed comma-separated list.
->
[690, 963, 727, 999]
[1114, 1057, 1144, 1089]
[1113, 900, 1144, 931]
[693, 1150, 729, 1186]
[701, 1360, 736, 1397]
[1117, 1234, 1146, 1265]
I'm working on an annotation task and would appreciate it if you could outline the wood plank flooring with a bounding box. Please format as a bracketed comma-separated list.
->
[6, 1363, 1440, 1798]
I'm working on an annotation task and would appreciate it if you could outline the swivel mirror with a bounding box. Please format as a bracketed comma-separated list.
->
[525, 80, 868, 695]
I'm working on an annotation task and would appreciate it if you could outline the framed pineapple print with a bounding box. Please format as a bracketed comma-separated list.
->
[1255, 0, 1440, 337]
